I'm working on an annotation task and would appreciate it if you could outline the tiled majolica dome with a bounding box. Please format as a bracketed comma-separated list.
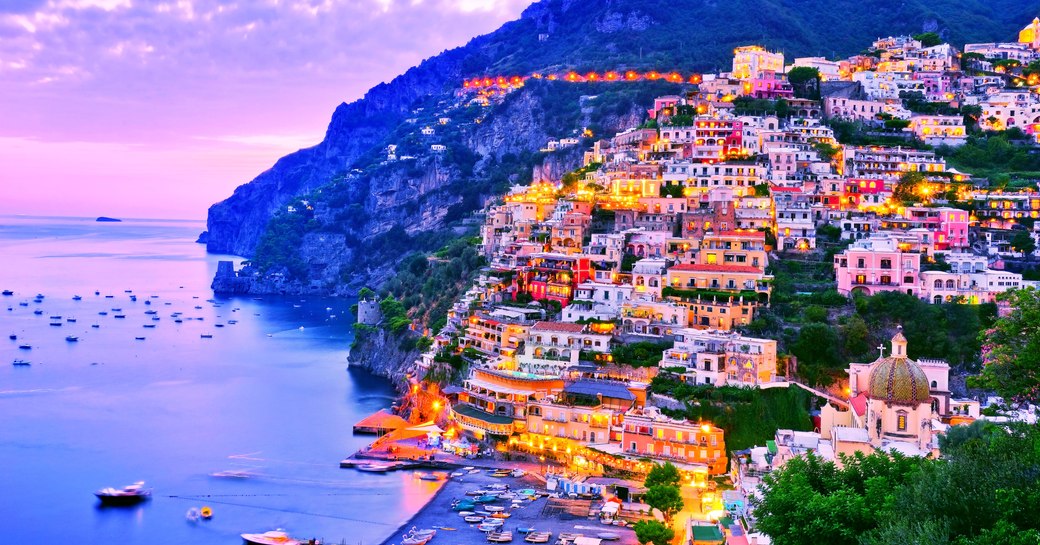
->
[867, 330, 931, 406]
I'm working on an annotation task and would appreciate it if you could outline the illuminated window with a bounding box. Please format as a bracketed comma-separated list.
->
[897, 411, 908, 432]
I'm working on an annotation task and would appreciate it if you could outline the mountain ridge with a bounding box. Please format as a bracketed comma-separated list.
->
[205, 0, 1033, 289]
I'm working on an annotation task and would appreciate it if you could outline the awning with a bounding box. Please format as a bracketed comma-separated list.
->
[468, 377, 537, 396]
[408, 422, 445, 434]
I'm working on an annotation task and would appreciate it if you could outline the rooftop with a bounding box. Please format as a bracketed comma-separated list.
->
[564, 380, 636, 401]
[531, 321, 586, 333]
[669, 263, 763, 274]
[452, 403, 515, 425]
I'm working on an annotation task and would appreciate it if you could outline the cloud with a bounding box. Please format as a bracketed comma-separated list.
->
[0, 0, 531, 217]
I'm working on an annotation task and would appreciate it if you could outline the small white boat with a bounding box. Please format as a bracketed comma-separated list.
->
[241, 530, 302, 545]
[357, 464, 391, 473]
[457, 511, 475, 517]
[450, 471, 465, 478]
[487, 531, 513, 543]
[597, 533, 620, 541]
[525, 532, 551, 544]
[464, 515, 484, 523]
[511, 468, 525, 477]
[485, 506, 505, 513]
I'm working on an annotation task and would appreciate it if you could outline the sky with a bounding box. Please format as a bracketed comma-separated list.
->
[0, 0, 531, 220]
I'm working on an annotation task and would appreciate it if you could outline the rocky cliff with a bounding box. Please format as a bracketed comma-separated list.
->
[348, 327, 422, 385]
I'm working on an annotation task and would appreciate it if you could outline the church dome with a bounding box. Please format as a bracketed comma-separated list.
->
[867, 356, 931, 405]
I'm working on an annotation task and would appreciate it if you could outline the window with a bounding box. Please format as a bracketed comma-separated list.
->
[896, 410, 908, 432]
[857, 258, 865, 268]
[880, 259, 892, 269]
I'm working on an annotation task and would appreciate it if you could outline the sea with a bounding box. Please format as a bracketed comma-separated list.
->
[0, 216, 439, 544]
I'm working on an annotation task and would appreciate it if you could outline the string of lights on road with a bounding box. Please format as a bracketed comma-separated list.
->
[462, 70, 705, 91]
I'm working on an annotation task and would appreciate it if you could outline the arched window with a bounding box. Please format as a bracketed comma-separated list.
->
[930, 380, 937, 388]
[945, 279, 955, 289]
[896, 410, 908, 432]
[934, 279, 942, 289]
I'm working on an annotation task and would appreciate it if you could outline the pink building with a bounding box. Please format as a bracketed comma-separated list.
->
[747, 70, 794, 99]
[833, 235, 921, 296]
[885, 207, 970, 250]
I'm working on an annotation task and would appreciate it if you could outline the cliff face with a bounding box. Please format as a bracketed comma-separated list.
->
[348, 327, 421, 385]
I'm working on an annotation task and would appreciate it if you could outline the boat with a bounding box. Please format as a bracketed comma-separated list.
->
[91, 324, 100, 328]
[417, 472, 441, 481]
[144, 310, 157, 315]
[485, 506, 505, 513]
[200, 334, 213, 339]
[487, 531, 513, 543]
[33, 309, 43, 315]
[457, 510, 475, 517]
[18, 344, 31, 350]
[94, 482, 151, 505]
[200, 506, 213, 519]
[12, 359, 30, 366]
[474, 494, 498, 503]
[143, 324, 156, 328]
[67, 318, 76, 323]
[511, 468, 525, 477]
[72, 295, 82, 300]
[407, 528, 437, 539]
[464, 515, 484, 523]
[65, 336, 79, 342]
[114, 314, 126, 319]
[450, 471, 465, 478]
[49, 315, 62, 320]
[477, 523, 502, 533]
[210, 469, 256, 479]
[241, 530, 302, 545]
[489, 512, 511, 519]
[98, 311, 108, 315]
[215, 323, 225, 328]
[152, 316, 160, 321]
[401, 537, 429, 545]
[1, 290, 12, 296]
[596, 533, 620, 541]
[18, 301, 28, 306]
[135, 337, 146, 340]
[9, 334, 16, 340]
[356, 464, 391, 473]
[186, 507, 201, 522]
[174, 319, 183, 323]
[49, 322, 62, 327]
[525, 533, 551, 544]
[517, 528, 536, 535]
[452, 501, 476, 511]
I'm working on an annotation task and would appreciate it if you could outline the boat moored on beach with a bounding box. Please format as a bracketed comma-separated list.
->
[240, 530, 308, 545]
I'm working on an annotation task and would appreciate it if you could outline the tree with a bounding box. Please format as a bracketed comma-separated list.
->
[892, 172, 926, 204]
[787, 66, 821, 100]
[643, 484, 684, 519]
[754, 451, 930, 545]
[970, 288, 1040, 402]
[644, 462, 681, 488]
[791, 323, 841, 385]
[1010, 230, 1036, 259]
[913, 32, 942, 47]
[633, 520, 674, 545]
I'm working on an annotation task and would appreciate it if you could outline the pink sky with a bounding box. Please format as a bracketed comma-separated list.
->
[0, 0, 531, 220]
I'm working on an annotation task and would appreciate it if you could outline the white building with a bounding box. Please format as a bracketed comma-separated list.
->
[659, 328, 778, 386]
[906, 115, 967, 147]
[732, 46, 784, 80]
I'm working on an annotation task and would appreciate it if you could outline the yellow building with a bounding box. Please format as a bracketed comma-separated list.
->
[1019, 17, 1040, 50]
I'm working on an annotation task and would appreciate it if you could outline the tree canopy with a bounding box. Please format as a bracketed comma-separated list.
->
[971, 288, 1040, 402]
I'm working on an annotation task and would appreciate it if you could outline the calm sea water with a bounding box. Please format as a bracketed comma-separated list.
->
[0, 216, 438, 544]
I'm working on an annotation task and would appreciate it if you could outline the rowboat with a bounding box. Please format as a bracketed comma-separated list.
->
[487, 531, 513, 543]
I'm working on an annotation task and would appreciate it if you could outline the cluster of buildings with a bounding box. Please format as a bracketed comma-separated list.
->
[368, 21, 1040, 545]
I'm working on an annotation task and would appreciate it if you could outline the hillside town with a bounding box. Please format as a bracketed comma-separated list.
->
[353, 20, 1040, 545]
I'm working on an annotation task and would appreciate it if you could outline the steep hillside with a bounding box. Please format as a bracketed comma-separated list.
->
[206, 0, 1032, 289]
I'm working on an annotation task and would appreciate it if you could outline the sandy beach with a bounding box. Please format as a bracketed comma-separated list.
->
[377, 469, 638, 545]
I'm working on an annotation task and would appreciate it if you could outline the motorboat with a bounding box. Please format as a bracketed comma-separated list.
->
[401, 536, 428, 545]
[474, 494, 498, 503]
[456, 510, 475, 517]
[210, 469, 256, 479]
[12, 359, 30, 366]
[485, 506, 505, 513]
[98, 311, 108, 315]
[487, 531, 513, 543]
[49, 322, 62, 327]
[65, 336, 79, 342]
[511, 469, 525, 477]
[72, 295, 82, 300]
[143, 324, 156, 328]
[1, 290, 12, 296]
[33, 309, 43, 315]
[356, 464, 391, 473]
[94, 482, 151, 506]
[241, 530, 303, 545]
[517, 528, 536, 535]
[91, 324, 100, 328]
[597, 533, 620, 541]
[18, 344, 31, 350]
[489, 512, 511, 519]
[407, 528, 437, 539]
[200, 334, 213, 339]
[464, 515, 484, 523]
[135, 337, 146, 341]
[9, 334, 16, 340]
[525, 532, 551, 544]
[49, 315, 62, 320]
[452, 501, 476, 512]
[66, 318, 76, 323]
[477, 523, 502, 533]
[113, 314, 126, 319]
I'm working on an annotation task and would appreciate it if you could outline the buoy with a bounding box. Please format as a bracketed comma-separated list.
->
[200, 506, 213, 519]
[186, 508, 201, 522]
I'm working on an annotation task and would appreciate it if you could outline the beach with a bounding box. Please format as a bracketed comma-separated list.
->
[378, 468, 638, 545]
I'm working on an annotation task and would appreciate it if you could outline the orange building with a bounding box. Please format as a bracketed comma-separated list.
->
[621, 407, 727, 475]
